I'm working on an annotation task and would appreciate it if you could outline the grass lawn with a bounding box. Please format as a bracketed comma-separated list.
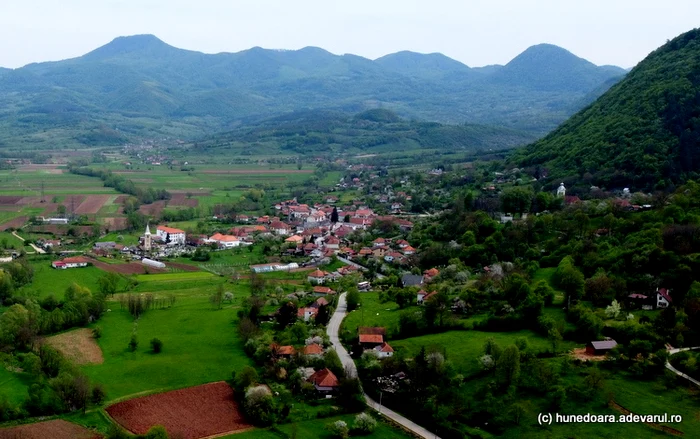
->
[0, 231, 25, 249]
[533, 267, 565, 305]
[98, 232, 140, 247]
[0, 367, 32, 405]
[18, 262, 106, 300]
[83, 295, 252, 401]
[391, 330, 578, 377]
[132, 271, 215, 283]
[228, 413, 415, 439]
[341, 292, 414, 338]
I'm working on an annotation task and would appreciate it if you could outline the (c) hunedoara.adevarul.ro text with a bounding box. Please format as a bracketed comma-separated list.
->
[538, 413, 682, 425]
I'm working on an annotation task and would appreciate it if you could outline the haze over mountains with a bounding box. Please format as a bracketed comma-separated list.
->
[0, 34, 627, 149]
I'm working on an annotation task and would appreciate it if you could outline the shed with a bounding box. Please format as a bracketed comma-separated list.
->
[585, 339, 618, 356]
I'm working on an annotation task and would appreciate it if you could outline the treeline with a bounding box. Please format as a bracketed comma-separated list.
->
[68, 165, 170, 204]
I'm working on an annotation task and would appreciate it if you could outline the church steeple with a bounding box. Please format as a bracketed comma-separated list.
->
[144, 223, 152, 251]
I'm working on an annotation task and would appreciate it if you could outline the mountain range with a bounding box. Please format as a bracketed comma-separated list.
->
[516, 27, 700, 190]
[0, 35, 626, 149]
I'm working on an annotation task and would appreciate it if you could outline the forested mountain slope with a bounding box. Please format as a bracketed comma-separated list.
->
[517, 28, 700, 190]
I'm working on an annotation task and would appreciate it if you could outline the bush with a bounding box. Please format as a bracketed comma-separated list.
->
[326, 420, 349, 438]
[353, 412, 377, 435]
[92, 326, 102, 339]
[129, 334, 138, 352]
[91, 383, 106, 405]
[150, 338, 163, 353]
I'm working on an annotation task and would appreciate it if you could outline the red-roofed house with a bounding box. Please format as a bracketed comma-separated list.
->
[359, 247, 372, 256]
[417, 290, 438, 304]
[657, 288, 672, 309]
[298, 307, 318, 321]
[52, 256, 89, 269]
[209, 233, 241, 248]
[359, 334, 384, 347]
[270, 221, 291, 235]
[313, 286, 336, 295]
[272, 344, 296, 358]
[402, 245, 416, 255]
[373, 237, 386, 247]
[396, 239, 409, 248]
[373, 342, 394, 359]
[303, 343, 324, 357]
[285, 235, 303, 244]
[325, 236, 340, 249]
[157, 226, 186, 245]
[423, 268, 439, 281]
[308, 270, 329, 285]
[308, 368, 339, 394]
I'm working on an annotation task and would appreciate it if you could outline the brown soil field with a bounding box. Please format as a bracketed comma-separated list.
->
[169, 194, 199, 208]
[139, 201, 166, 217]
[0, 420, 101, 439]
[0, 196, 22, 205]
[106, 382, 251, 439]
[102, 217, 128, 231]
[114, 195, 129, 204]
[75, 195, 111, 214]
[42, 328, 104, 365]
[201, 169, 312, 174]
[0, 216, 28, 231]
[89, 258, 165, 275]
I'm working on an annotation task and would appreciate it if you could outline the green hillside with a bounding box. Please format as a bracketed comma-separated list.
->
[516, 28, 700, 190]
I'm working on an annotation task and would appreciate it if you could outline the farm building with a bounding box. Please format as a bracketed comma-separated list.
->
[585, 339, 618, 356]
[51, 256, 89, 269]
[250, 262, 299, 273]
[307, 269, 329, 284]
[156, 225, 186, 245]
[142, 258, 166, 269]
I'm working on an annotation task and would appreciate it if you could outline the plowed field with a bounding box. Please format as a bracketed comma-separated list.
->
[75, 195, 111, 214]
[90, 259, 165, 275]
[0, 420, 101, 439]
[106, 382, 251, 439]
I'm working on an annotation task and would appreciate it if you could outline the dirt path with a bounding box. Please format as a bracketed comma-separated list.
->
[12, 231, 47, 254]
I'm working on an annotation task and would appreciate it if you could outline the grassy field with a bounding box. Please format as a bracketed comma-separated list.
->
[0, 367, 32, 405]
[341, 292, 415, 337]
[83, 294, 252, 401]
[132, 271, 215, 283]
[391, 330, 579, 377]
[18, 261, 106, 300]
[0, 231, 25, 249]
[228, 413, 415, 439]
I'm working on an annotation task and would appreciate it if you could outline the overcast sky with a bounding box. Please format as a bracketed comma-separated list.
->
[0, 0, 698, 69]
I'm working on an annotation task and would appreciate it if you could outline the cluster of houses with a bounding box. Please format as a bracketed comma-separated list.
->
[628, 287, 673, 310]
[358, 327, 394, 359]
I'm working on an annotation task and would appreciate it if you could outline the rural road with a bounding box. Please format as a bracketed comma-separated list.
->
[666, 346, 700, 386]
[327, 293, 441, 439]
[336, 256, 386, 280]
[12, 231, 45, 254]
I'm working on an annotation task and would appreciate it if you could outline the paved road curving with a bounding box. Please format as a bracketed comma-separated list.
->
[327, 293, 441, 439]
[666, 346, 700, 386]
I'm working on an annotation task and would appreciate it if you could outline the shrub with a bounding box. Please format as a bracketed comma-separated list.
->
[326, 420, 349, 438]
[92, 326, 102, 339]
[91, 383, 106, 404]
[353, 412, 377, 435]
[150, 338, 163, 353]
[244, 385, 276, 425]
[128, 334, 138, 352]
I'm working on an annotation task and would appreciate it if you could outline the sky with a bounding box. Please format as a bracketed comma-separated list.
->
[0, 0, 698, 69]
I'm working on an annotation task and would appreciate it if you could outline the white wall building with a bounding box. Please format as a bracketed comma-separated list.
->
[157, 226, 186, 245]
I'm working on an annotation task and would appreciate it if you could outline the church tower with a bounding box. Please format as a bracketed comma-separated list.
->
[556, 183, 566, 198]
[144, 223, 152, 252]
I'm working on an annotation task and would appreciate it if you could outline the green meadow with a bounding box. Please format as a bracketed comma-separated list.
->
[84, 294, 252, 401]
[18, 262, 106, 300]
[0, 367, 33, 405]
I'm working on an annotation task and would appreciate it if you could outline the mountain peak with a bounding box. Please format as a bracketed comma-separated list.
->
[83, 34, 179, 61]
[375, 50, 470, 79]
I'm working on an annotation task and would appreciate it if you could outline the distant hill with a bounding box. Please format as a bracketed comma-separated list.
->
[193, 109, 538, 156]
[0, 35, 625, 149]
[516, 28, 700, 190]
[487, 44, 627, 92]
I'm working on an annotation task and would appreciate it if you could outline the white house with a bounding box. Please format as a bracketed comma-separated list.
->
[308, 269, 328, 285]
[209, 233, 241, 248]
[52, 256, 89, 269]
[157, 226, 186, 245]
[373, 342, 394, 359]
[657, 288, 672, 309]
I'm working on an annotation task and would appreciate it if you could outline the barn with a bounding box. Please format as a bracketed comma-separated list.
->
[585, 339, 618, 356]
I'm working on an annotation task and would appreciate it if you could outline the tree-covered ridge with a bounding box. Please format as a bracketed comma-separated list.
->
[0, 35, 625, 149]
[516, 28, 700, 190]
[192, 109, 538, 154]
